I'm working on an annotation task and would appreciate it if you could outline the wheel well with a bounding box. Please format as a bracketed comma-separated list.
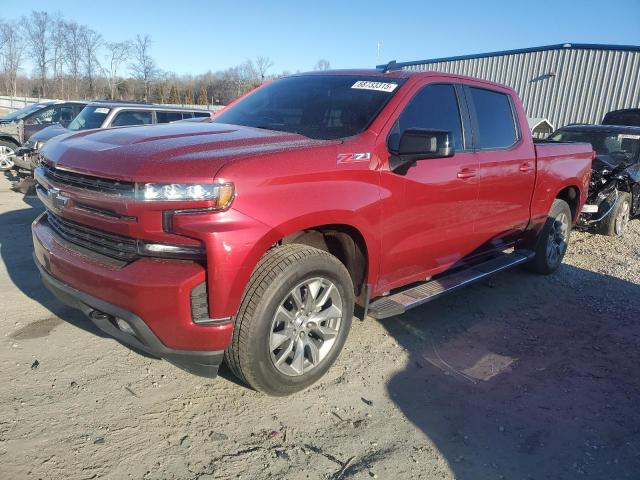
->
[0, 136, 19, 147]
[280, 225, 368, 297]
[557, 186, 580, 221]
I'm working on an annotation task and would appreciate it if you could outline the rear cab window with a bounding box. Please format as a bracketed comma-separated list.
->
[468, 87, 518, 149]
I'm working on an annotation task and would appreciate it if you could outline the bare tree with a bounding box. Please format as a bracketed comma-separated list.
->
[313, 59, 331, 71]
[104, 41, 130, 99]
[50, 16, 67, 98]
[80, 26, 102, 98]
[129, 34, 157, 101]
[63, 21, 82, 98]
[21, 11, 49, 96]
[254, 56, 274, 81]
[0, 22, 24, 97]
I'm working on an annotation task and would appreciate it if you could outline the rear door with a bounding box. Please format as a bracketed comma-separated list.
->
[378, 82, 480, 290]
[466, 86, 536, 247]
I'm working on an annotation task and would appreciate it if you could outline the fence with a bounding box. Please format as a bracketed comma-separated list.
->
[0, 95, 225, 113]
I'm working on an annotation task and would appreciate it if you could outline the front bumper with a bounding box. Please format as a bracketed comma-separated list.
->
[32, 212, 234, 377]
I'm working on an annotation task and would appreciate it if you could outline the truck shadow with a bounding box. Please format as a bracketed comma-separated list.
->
[382, 264, 640, 479]
[0, 192, 105, 338]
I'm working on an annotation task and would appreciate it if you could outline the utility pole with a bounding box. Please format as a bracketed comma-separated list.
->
[377, 41, 383, 62]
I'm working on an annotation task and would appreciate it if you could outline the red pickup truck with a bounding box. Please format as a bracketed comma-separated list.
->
[32, 69, 593, 395]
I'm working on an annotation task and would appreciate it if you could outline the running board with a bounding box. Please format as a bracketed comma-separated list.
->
[368, 251, 533, 320]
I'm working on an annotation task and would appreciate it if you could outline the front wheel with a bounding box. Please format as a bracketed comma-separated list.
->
[0, 141, 17, 171]
[225, 244, 354, 396]
[527, 199, 572, 275]
[599, 191, 631, 237]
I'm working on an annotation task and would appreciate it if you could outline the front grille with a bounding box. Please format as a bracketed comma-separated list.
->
[41, 164, 135, 195]
[46, 212, 139, 262]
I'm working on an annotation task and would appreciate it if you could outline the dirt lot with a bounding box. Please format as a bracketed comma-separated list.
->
[1, 172, 639, 480]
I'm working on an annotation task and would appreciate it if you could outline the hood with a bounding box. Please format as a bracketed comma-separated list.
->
[41, 122, 333, 182]
[31, 124, 71, 143]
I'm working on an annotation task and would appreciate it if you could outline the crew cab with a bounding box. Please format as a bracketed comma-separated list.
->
[13, 102, 212, 175]
[32, 69, 593, 395]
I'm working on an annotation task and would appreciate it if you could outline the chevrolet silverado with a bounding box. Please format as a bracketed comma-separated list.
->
[32, 69, 593, 395]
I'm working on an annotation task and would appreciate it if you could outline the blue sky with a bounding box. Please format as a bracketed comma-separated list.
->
[4, 0, 640, 75]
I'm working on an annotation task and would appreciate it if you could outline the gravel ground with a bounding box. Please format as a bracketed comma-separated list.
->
[1, 172, 639, 480]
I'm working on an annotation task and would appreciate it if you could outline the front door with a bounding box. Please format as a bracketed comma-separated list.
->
[377, 83, 480, 291]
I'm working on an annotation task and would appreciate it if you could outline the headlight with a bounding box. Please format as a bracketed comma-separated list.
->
[135, 182, 235, 208]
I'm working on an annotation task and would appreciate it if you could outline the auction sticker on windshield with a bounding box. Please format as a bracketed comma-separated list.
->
[351, 81, 398, 92]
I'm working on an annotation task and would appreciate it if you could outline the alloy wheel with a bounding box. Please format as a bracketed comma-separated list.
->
[615, 201, 630, 236]
[0, 145, 16, 171]
[547, 211, 569, 267]
[269, 277, 343, 377]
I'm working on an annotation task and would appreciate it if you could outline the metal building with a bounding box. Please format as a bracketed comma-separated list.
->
[392, 43, 640, 129]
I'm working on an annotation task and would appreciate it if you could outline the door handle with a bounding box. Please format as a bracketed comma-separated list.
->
[457, 168, 477, 179]
[519, 162, 533, 172]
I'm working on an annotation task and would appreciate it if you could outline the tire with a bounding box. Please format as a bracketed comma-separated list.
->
[0, 140, 17, 171]
[527, 199, 572, 275]
[225, 244, 354, 396]
[599, 191, 631, 237]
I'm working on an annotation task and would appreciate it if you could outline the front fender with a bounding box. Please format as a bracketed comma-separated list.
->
[172, 207, 378, 319]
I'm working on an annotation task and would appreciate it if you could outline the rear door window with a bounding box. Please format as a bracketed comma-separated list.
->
[468, 87, 518, 149]
[156, 111, 183, 123]
[193, 111, 211, 118]
[111, 110, 153, 127]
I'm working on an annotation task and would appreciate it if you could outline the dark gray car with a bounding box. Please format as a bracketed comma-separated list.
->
[0, 101, 86, 171]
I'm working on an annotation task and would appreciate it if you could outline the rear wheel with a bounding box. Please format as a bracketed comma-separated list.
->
[599, 192, 631, 237]
[0, 141, 17, 171]
[225, 244, 354, 396]
[527, 199, 572, 274]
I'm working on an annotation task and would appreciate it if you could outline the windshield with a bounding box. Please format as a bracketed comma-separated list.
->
[68, 106, 111, 131]
[212, 75, 406, 140]
[1, 103, 48, 121]
[550, 130, 640, 164]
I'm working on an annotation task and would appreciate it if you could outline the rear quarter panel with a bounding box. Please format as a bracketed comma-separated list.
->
[531, 142, 593, 224]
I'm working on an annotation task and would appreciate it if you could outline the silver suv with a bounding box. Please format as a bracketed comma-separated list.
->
[14, 102, 212, 173]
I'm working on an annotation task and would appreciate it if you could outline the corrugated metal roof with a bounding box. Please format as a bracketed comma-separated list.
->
[392, 44, 640, 129]
[376, 43, 640, 70]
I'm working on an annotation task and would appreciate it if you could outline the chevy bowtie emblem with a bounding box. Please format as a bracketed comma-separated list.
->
[48, 187, 70, 210]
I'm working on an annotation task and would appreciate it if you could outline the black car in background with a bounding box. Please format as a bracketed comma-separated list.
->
[549, 124, 640, 236]
[0, 101, 87, 171]
[602, 108, 640, 127]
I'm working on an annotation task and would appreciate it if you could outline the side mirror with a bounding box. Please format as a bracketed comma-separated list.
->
[389, 128, 455, 172]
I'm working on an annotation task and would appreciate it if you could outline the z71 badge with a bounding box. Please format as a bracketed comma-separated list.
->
[337, 152, 371, 164]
